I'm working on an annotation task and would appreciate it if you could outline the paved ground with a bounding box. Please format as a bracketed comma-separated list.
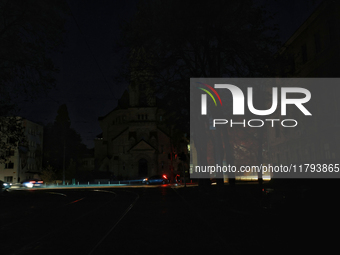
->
[0, 182, 338, 254]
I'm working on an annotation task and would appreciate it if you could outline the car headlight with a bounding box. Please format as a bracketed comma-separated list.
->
[24, 183, 34, 188]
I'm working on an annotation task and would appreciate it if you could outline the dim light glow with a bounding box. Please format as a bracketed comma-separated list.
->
[235, 175, 271, 181]
[24, 183, 34, 188]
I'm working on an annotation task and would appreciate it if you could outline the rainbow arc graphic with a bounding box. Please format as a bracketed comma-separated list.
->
[197, 82, 222, 106]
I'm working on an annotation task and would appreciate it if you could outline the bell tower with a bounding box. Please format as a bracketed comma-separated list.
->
[129, 47, 156, 107]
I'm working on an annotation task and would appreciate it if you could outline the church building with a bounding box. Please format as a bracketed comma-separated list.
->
[94, 48, 187, 180]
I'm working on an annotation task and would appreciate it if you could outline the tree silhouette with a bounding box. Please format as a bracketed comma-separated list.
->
[0, 116, 26, 163]
[0, 0, 68, 160]
[43, 104, 86, 180]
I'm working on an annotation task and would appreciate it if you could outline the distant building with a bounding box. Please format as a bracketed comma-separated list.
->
[269, 0, 340, 167]
[94, 90, 188, 180]
[0, 118, 43, 183]
[80, 148, 95, 173]
[94, 48, 188, 180]
[81, 156, 95, 171]
[76, 148, 95, 181]
[278, 0, 340, 77]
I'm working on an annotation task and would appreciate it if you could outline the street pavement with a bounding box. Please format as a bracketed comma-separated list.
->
[0, 182, 338, 254]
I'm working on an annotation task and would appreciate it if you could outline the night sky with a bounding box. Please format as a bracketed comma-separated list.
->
[13, 0, 322, 149]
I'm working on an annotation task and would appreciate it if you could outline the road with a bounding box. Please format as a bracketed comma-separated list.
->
[0, 184, 337, 254]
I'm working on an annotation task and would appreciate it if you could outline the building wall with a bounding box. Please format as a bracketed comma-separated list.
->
[0, 119, 43, 183]
[269, 0, 340, 167]
[280, 0, 340, 78]
[95, 105, 179, 179]
[95, 90, 188, 179]
[95, 48, 188, 179]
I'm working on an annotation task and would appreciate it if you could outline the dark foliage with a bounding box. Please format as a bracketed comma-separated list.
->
[43, 104, 87, 179]
[0, 0, 68, 161]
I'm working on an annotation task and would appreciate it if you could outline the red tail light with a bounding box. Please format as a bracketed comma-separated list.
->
[163, 175, 167, 179]
[38, 181, 43, 183]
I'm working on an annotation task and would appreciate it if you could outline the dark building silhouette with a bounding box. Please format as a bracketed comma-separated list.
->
[95, 48, 188, 180]
[269, 0, 340, 170]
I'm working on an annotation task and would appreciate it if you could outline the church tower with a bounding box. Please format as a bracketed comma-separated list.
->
[129, 47, 156, 107]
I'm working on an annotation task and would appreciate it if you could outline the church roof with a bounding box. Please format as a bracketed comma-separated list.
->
[98, 87, 165, 122]
[98, 90, 130, 120]
[111, 127, 129, 142]
[128, 139, 157, 152]
[115, 89, 130, 109]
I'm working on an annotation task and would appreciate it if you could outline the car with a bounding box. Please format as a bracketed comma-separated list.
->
[142, 175, 169, 185]
[1, 180, 10, 193]
[9, 182, 23, 189]
[22, 179, 44, 188]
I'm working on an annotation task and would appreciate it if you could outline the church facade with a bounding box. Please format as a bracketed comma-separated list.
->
[94, 83, 186, 180]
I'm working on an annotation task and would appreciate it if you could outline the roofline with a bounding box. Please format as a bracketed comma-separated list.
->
[279, 0, 327, 54]
[127, 139, 157, 152]
[111, 127, 129, 142]
[156, 126, 170, 137]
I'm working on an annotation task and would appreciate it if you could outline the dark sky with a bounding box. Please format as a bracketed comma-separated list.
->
[14, 0, 322, 149]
